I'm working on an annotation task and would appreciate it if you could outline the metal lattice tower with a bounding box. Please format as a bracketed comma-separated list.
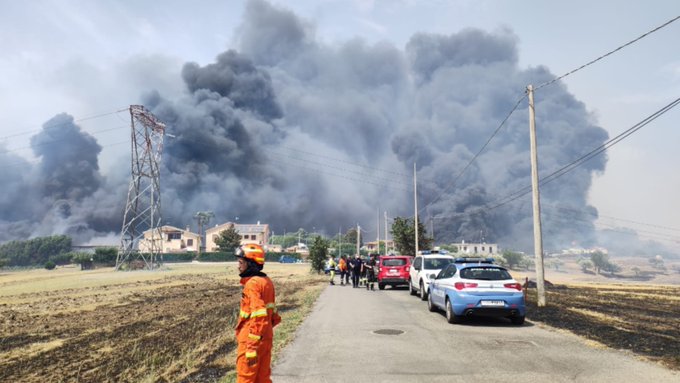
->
[116, 105, 166, 270]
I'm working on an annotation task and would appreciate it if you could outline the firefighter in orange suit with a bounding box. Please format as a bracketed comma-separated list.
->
[235, 244, 281, 383]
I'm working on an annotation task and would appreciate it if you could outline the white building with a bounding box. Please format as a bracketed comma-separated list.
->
[451, 241, 498, 256]
[205, 222, 270, 252]
[138, 225, 200, 254]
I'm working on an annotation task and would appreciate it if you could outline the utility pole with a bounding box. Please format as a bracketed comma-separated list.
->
[356, 224, 360, 257]
[338, 227, 342, 257]
[116, 105, 166, 271]
[384, 211, 388, 255]
[376, 208, 380, 255]
[527, 84, 546, 307]
[194, 211, 214, 257]
[431, 217, 435, 244]
[414, 163, 419, 255]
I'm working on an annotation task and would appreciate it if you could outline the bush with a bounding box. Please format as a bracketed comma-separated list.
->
[44, 260, 56, 270]
[49, 252, 75, 265]
[161, 252, 196, 262]
[93, 247, 118, 266]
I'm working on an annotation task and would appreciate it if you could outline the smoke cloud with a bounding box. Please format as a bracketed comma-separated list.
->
[2, 0, 666, 255]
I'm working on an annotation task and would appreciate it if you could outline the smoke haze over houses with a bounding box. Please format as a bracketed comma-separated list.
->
[0, 0, 678, 256]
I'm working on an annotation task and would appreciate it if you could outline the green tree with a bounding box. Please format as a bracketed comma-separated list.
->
[502, 250, 525, 269]
[309, 236, 329, 273]
[391, 216, 432, 256]
[344, 228, 360, 248]
[578, 258, 594, 272]
[590, 251, 609, 274]
[94, 247, 118, 265]
[215, 226, 242, 252]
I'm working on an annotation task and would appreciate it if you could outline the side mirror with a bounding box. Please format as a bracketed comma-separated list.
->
[429, 273, 437, 280]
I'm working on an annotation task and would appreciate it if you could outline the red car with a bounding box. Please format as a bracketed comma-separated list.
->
[377, 256, 412, 290]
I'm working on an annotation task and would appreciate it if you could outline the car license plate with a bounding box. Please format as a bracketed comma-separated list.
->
[480, 300, 504, 307]
[389, 269, 398, 274]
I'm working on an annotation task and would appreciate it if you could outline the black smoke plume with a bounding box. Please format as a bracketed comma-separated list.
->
[4, 0, 666, 256]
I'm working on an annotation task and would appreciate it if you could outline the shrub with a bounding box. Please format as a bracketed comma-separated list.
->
[44, 260, 56, 270]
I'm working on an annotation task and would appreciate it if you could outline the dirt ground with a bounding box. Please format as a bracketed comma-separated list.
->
[511, 255, 680, 370]
[0, 263, 323, 383]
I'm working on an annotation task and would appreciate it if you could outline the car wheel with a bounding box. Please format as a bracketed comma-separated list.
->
[427, 291, 437, 312]
[419, 281, 427, 301]
[409, 280, 417, 296]
[446, 299, 463, 324]
[378, 283, 385, 290]
[511, 315, 525, 325]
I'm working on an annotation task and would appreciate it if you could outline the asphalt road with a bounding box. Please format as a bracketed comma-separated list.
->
[272, 282, 679, 383]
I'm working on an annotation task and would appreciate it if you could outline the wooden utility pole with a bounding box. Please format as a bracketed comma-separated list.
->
[384, 211, 388, 255]
[414, 163, 419, 255]
[527, 85, 546, 307]
[376, 208, 380, 255]
[356, 224, 361, 256]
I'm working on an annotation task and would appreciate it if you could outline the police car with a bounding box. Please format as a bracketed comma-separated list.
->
[426, 257, 526, 325]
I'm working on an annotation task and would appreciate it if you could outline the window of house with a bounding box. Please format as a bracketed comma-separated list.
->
[168, 232, 181, 240]
[187, 239, 193, 246]
[490, 247, 494, 253]
[474, 246, 478, 253]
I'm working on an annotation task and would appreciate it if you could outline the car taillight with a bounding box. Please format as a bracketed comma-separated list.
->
[504, 283, 523, 291]
[454, 282, 478, 290]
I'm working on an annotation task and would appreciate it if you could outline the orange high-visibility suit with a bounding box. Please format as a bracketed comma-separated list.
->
[235, 274, 281, 383]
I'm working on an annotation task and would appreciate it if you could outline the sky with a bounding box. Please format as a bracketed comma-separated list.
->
[1, 0, 679, 254]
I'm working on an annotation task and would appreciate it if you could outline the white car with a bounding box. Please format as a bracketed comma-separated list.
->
[409, 251, 455, 300]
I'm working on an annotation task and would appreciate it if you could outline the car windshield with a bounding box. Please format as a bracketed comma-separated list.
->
[424, 258, 453, 270]
[382, 258, 407, 266]
[460, 267, 511, 281]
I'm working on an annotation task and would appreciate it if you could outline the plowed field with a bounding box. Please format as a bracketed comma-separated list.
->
[525, 283, 680, 370]
[0, 263, 324, 383]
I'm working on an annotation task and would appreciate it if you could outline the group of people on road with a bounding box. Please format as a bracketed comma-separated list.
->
[327, 254, 378, 290]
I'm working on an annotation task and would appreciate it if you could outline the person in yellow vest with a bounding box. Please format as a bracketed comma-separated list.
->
[327, 256, 337, 285]
[235, 244, 281, 383]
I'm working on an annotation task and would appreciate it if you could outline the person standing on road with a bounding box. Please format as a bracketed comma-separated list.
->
[364, 254, 377, 291]
[235, 244, 281, 383]
[338, 255, 348, 286]
[327, 256, 337, 285]
[351, 254, 363, 288]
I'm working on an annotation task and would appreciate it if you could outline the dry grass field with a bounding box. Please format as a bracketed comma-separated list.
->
[0, 262, 326, 383]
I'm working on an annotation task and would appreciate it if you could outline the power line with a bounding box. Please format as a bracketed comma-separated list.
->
[0, 108, 128, 142]
[535, 15, 680, 91]
[485, 96, 680, 210]
[0, 124, 128, 155]
[419, 93, 528, 215]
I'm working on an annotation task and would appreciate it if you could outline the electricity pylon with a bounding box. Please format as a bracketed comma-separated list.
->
[116, 105, 166, 270]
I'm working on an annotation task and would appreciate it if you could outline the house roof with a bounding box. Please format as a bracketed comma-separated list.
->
[142, 225, 199, 236]
[206, 222, 269, 234]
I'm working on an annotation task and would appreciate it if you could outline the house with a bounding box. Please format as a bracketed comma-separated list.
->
[205, 222, 270, 252]
[138, 225, 200, 254]
[451, 241, 498, 256]
[364, 240, 395, 254]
